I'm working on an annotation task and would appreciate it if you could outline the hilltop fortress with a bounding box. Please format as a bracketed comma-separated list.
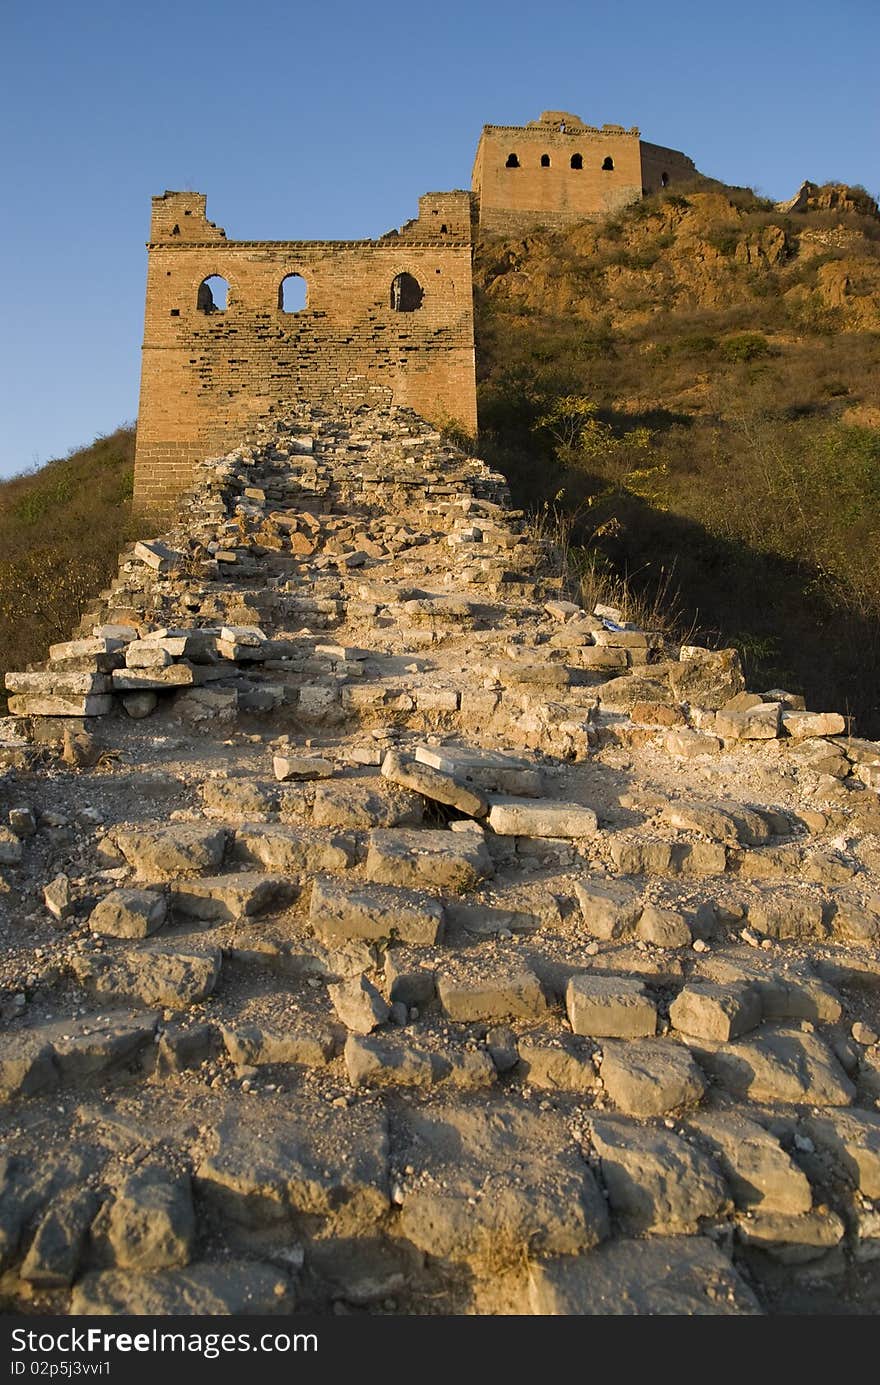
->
[133, 113, 700, 514]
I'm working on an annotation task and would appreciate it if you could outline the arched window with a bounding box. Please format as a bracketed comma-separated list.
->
[570, 153, 583, 170]
[505, 152, 520, 168]
[390, 272, 423, 312]
[540, 154, 551, 167]
[197, 275, 229, 313]
[279, 274, 307, 313]
[660, 171, 669, 188]
[602, 156, 615, 171]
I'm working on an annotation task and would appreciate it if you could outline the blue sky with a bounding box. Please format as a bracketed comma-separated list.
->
[1, 0, 877, 478]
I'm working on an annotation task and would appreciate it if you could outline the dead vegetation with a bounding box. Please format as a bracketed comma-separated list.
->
[473, 183, 880, 732]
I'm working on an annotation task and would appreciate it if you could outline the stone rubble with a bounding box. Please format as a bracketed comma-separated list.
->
[2, 402, 880, 1316]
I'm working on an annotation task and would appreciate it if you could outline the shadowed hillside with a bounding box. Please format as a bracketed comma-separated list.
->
[472, 179, 880, 732]
[0, 427, 135, 707]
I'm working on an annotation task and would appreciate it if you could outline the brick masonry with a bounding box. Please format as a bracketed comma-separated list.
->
[134, 113, 699, 516]
[472, 111, 698, 235]
[134, 192, 478, 516]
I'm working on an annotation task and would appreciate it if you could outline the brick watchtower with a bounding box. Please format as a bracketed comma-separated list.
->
[472, 111, 699, 235]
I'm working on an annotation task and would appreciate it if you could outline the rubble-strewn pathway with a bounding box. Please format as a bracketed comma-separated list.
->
[2, 405, 880, 1315]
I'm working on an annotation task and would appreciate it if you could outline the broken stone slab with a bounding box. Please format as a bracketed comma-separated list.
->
[397, 1101, 609, 1264]
[201, 777, 278, 820]
[600, 1039, 706, 1116]
[195, 1103, 389, 1232]
[46, 1012, 159, 1085]
[781, 710, 846, 739]
[155, 1024, 217, 1076]
[437, 963, 547, 1022]
[49, 635, 126, 666]
[0, 1034, 59, 1102]
[566, 974, 657, 1038]
[328, 974, 390, 1034]
[7, 694, 113, 717]
[112, 665, 195, 691]
[669, 982, 763, 1043]
[435, 1048, 498, 1090]
[589, 1116, 728, 1234]
[598, 673, 672, 711]
[133, 539, 184, 571]
[111, 824, 228, 880]
[668, 647, 746, 710]
[219, 625, 266, 647]
[577, 646, 628, 672]
[697, 1026, 855, 1106]
[312, 778, 424, 829]
[124, 641, 172, 669]
[802, 1110, 880, 1198]
[593, 629, 649, 650]
[747, 890, 826, 941]
[344, 1033, 435, 1088]
[688, 1112, 812, 1216]
[630, 701, 686, 727]
[528, 1237, 761, 1315]
[70, 1261, 292, 1315]
[5, 670, 111, 696]
[89, 887, 167, 939]
[490, 661, 573, 691]
[414, 744, 544, 797]
[661, 799, 773, 847]
[20, 1188, 100, 1287]
[517, 1037, 597, 1091]
[610, 837, 727, 877]
[273, 754, 334, 781]
[232, 824, 356, 874]
[443, 900, 541, 935]
[310, 876, 444, 946]
[636, 904, 693, 949]
[715, 703, 781, 740]
[221, 1023, 337, 1069]
[381, 749, 487, 818]
[170, 872, 296, 921]
[92, 1167, 195, 1271]
[735, 1209, 845, 1264]
[544, 600, 582, 621]
[487, 797, 598, 838]
[365, 828, 493, 891]
[0, 827, 23, 866]
[43, 873, 73, 922]
[71, 947, 222, 1010]
[8, 806, 36, 838]
[665, 729, 723, 757]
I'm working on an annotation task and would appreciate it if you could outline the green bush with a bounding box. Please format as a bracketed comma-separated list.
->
[721, 332, 772, 362]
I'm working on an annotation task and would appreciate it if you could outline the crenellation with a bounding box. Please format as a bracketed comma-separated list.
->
[472, 110, 699, 234]
[135, 113, 699, 516]
[134, 193, 477, 516]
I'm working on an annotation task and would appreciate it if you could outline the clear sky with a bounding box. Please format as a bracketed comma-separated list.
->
[1, 0, 877, 479]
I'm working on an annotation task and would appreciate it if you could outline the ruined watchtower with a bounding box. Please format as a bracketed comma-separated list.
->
[472, 111, 698, 235]
[133, 191, 478, 516]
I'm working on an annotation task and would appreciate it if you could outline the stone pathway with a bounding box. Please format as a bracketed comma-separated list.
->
[2, 403, 880, 1315]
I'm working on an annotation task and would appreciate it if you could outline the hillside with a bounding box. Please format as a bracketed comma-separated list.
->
[473, 179, 880, 732]
[0, 428, 135, 707]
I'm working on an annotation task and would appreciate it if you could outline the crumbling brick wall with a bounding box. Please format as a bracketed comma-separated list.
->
[472, 112, 698, 235]
[133, 192, 477, 516]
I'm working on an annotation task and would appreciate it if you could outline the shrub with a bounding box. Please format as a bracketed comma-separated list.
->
[721, 332, 772, 362]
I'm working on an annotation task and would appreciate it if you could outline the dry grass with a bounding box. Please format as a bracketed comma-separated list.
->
[474, 187, 880, 730]
[0, 427, 135, 708]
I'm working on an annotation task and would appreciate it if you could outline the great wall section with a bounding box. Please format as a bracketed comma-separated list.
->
[2, 117, 880, 1318]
